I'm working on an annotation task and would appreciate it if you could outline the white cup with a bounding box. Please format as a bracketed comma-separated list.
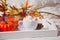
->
[19, 16, 38, 31]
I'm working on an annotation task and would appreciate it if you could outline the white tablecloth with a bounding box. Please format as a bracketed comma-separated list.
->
[4, 36, 60, 40]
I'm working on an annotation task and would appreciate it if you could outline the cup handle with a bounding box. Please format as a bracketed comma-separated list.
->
[18, 21, 23, 25]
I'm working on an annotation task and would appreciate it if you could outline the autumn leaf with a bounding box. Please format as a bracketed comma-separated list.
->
[0, 0, 7, 12]
[21, 0, 32, 9]
[30, 10, 44, 19]
[7, 6, 21, 15]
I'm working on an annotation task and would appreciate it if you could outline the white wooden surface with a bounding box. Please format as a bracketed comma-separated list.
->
[0, 36, 60, 40]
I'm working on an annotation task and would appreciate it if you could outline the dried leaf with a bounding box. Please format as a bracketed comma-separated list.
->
[0, 0, 7, 12]
[30, 10, 44, 19]
[21, 0, 32, 9]
[0, 7, 3, 12]
[10, 6, 18, 11]
[7, 10, 19, 15]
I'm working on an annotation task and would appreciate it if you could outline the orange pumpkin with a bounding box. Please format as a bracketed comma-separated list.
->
[0, 19, 18, 32]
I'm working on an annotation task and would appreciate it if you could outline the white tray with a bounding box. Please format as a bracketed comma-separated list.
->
[0, 19, 58, 39]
